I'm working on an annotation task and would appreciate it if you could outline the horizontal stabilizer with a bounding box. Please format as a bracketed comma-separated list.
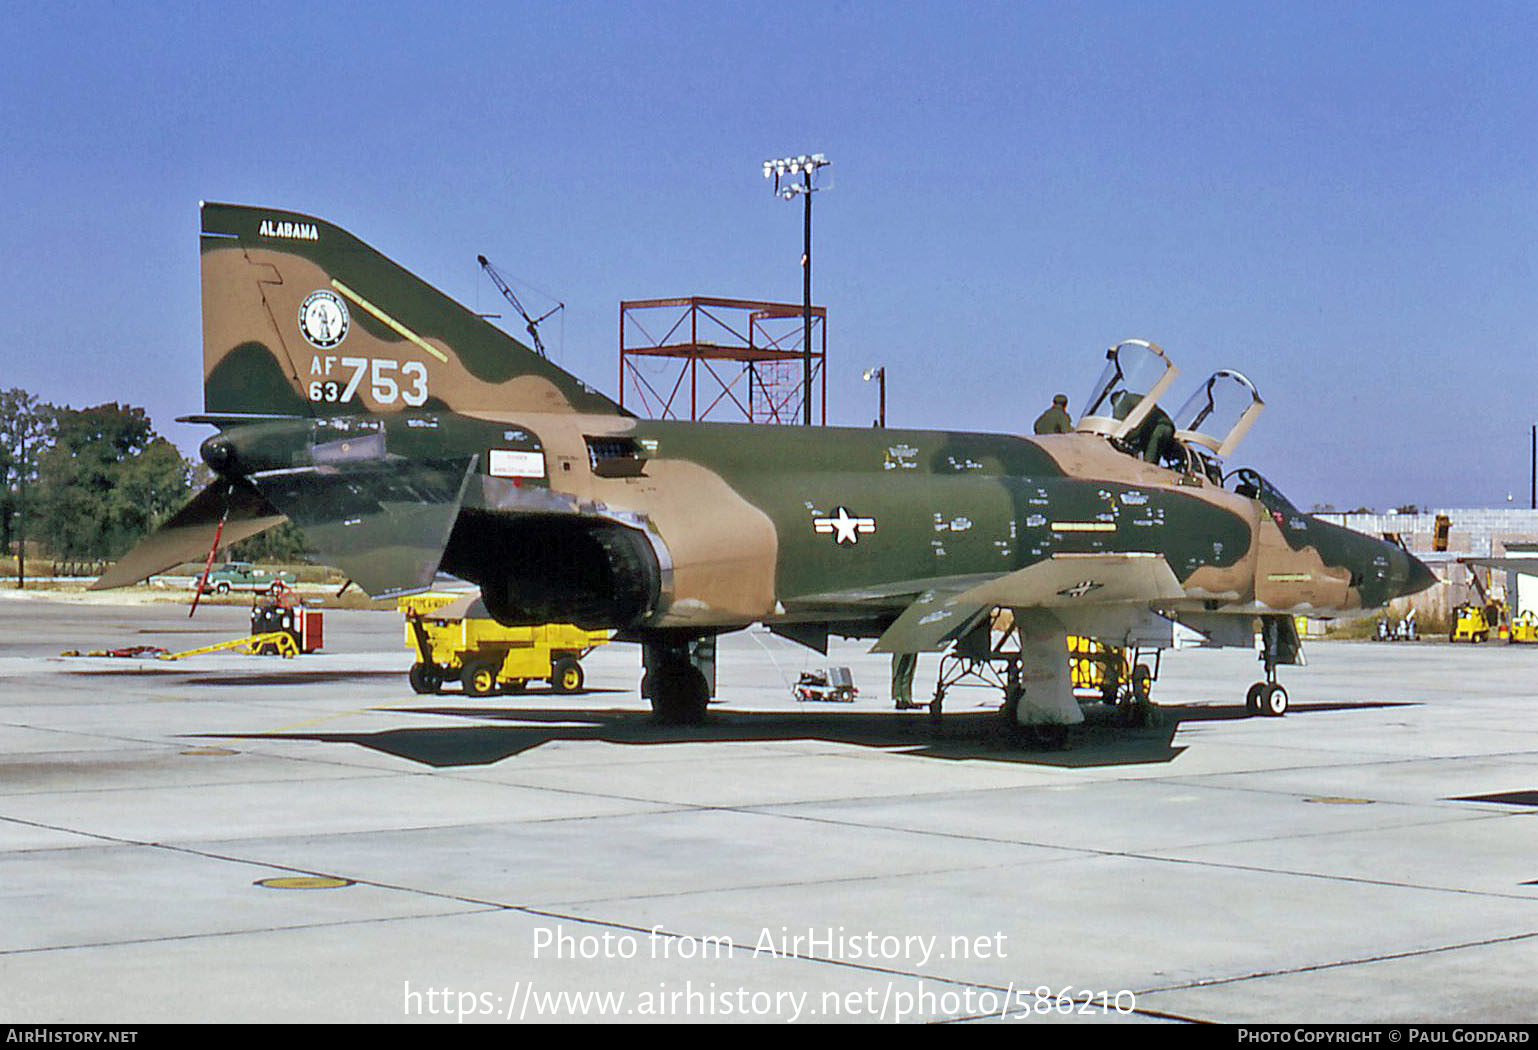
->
[251, 456, 477, 598]
[91, 480, 286, 590]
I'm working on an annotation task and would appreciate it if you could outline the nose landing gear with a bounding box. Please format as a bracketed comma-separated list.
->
[1246, 614, 1303, 717]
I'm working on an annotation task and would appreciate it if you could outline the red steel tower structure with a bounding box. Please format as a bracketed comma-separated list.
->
[619, 296, 826, 424]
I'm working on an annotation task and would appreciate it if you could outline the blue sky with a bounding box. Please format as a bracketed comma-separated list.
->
[2, 1, 1533, 509]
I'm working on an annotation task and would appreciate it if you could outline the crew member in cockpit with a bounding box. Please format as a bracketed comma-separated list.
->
[1033, 394, 1072, 435]
[1109, 391, 1177, 464]
[1128, 401, 1177, 465]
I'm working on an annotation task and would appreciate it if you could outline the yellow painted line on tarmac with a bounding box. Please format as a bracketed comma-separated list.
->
[255, 697, 430, 736]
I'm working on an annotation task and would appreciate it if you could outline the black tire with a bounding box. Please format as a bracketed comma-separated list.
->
[408, 663, 441, 695]
[1245, 682, 1265, 714]
[1027, 724, 1069, 750]
[215, 581, 230, 595]
[650, 664, 709, 725]
[551, 658, 584, 694]
[462, 662, 499, 697]
[1131, 665, 1152, 704]
[1259, 683, 1288, 717]
[1000, 683, 1023, 725]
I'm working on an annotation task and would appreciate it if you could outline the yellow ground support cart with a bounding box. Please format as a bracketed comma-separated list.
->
[1067, 635, 1152, 706]
[1510, 610, 1538, 644]
[1451, 569, 1506, 643]
[399, 592, 608, 696]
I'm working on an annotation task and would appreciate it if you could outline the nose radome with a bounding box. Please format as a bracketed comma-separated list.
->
[1400, 552, 1438, 598]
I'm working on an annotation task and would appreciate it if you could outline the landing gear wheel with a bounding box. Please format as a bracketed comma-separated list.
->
[1117, 665, 1156, 726]
[551, 658, 584, 695]
[1099, 668, 1121, 707]
[1258, 682, 1288, 717]
[650, 664, 709, 725]
[462, 662, 499, 698]
[1245, 682, 1266, 715]
[1000, 683, 1022, 726]
[409, 662, 443, 695]
[1131, 665, 1152, 704]
[1029, 724, 1069, 750]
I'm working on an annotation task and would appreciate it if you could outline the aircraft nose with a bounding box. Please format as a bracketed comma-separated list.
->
[1399, 552, 1438, 598]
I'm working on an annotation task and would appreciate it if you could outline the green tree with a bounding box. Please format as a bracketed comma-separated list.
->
[33, 404, 195, 560]
[0, 389, 57, 569]
[228, 519, 313, 563]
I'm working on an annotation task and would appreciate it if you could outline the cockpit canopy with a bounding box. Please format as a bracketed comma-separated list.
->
[1230, 467, 1301, 519]
[1070, 341, 1267, 479]
[1171, 370, 1265, 458]
[1075, 340, 1179, 442]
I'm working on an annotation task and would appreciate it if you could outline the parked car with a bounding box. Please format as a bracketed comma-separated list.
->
[191, 562, 297, 595]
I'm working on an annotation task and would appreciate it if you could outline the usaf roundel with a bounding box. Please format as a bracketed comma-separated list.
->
[298, 290, 350, 349]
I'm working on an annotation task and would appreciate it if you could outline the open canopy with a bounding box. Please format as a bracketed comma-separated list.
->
[1172, 370, 1265, 458]
[1075, 339, 1179, 441]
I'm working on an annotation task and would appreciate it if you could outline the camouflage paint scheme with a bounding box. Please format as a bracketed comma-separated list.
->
[97, 204, 1435, 725]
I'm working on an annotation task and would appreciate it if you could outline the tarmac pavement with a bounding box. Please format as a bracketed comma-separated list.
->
[2, 591, 1536, 1023]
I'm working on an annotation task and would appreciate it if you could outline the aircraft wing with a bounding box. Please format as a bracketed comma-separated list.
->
[873, 553, 1185, 653]
[90, 479, 286, 590]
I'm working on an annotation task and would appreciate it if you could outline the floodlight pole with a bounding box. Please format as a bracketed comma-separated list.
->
[863, 367, 886, 428]
[764, 153, 830, 426]
[801, 172, 813, 426]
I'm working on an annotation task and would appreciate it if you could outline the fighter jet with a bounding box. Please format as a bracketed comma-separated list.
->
[96, 203, 1436, 733]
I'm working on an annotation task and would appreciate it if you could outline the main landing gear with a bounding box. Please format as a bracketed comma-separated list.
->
[641, 639, 713, 726]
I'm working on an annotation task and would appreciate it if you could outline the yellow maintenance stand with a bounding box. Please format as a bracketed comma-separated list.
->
[399, 592, 608, 696]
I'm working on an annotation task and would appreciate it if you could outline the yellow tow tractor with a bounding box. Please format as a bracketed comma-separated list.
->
[398, 592, 608, 696]
[1451, 568, 1507, 643]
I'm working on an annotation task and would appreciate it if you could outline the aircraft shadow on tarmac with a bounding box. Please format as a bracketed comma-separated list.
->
[210, 696, 1416, 770]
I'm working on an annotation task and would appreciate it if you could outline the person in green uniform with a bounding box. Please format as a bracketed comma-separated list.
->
[1033, 394, 1072, 435]
[892, 652, 918, 709]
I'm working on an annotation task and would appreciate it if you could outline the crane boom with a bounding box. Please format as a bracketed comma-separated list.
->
[477, 254, 560, 359]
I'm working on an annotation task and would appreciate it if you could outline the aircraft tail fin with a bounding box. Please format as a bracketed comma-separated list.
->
[199, 202, 624, 418]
